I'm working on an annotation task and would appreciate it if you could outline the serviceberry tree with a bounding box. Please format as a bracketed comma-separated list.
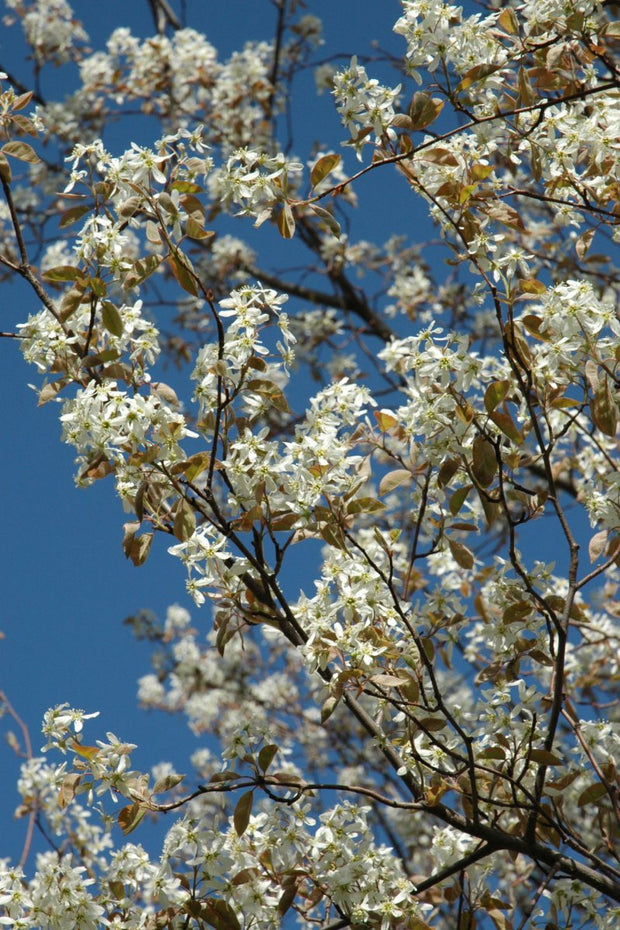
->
[1, 0, 620, 927]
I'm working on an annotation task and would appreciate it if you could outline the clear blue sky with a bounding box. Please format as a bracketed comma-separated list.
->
[0, 0, 414, 863]
[1, 0, 572, 866]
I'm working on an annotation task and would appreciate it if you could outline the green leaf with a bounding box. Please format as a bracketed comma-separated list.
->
[309, 204, 341, 238]
[42, 264, 84, 283]
[484, 380, 511, 413]
[310, 153, 341, 188]
[449, 484, 471, 516]
[233, 790, 254, 837]
[101, 301, 124, 337]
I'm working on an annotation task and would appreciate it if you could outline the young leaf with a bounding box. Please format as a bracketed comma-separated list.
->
[448, 539, 475, 570]
[588, 528, 608, 563]
[577, 782, 607, 807]
[1, 140, 40, 164]
[489, 410, 523, 445]
[277, 203, 295, 239]
[591, 378, 618, 437]
[173, 499, 196, 542]
[153, 772, 185, 794]
[42, 265, 84, 283]
[168, 254, 199, 296]
[484, 380, 511, 413]
[257, 744, 278, 773]
[59, 204, 91, 228]
[529, 749, 563, 765]
[0, 153, 11, 182]
[310, 153, 341, 188]
[472, 435, 497, 487]
[379, 468, 412, 496]
[101, 302, 124, 337]
[201, 898, 241, 930]
[309, 204, 341, 238]
[118, 801, 148, 835]
[449, 484, 471, 516]
[408, 92, 443, 130]
[233, 790, 254, 837]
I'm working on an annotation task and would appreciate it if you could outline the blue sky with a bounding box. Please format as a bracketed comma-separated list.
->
[0, 0, 415, 864]
[0, 0, 576, 868]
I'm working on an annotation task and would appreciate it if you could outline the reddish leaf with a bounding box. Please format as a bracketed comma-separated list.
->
[1, 140, 40, 164]
[59, 204, 91, 228]
[448, 539, 474, 570]
[168, 254, 199, 296]
[118, 801, 147, 835]
[408, 92, 443, 130]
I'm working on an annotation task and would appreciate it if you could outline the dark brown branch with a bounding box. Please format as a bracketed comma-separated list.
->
[243, 261, 396, 343]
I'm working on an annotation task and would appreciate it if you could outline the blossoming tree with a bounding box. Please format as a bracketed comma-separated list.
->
[1, 0, 620, 926]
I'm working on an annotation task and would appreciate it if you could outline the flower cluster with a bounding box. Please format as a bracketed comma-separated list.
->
[2, 0, 620, 927]
[332, 57, 401, 155]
